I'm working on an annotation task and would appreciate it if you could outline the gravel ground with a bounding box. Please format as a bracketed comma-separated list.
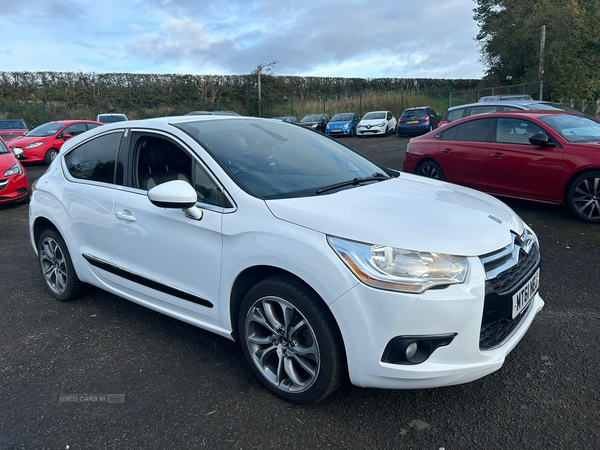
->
[1, 136, 598, 450]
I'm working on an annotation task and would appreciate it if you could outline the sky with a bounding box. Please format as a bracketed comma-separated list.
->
[0, 0, 486, 79]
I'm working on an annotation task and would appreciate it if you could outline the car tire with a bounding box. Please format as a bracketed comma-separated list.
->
[416, 160, 445, 181]
[238, 275, 345, 404]
[44, 148, 59, 165]
[350, 127, 356, 137]
[566, 170, 600, 223]
[384, 126, 389, 136]
[37, 228, 85, 301]
[398, 131, 404, 138]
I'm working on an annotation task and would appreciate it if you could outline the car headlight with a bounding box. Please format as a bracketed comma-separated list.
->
[343, 123, 350, 128]
[326, 123, 331, 128]
[310, 124, 319, 129]
[328, 236, 468, 293]
[4, 162, 23, 177]
[24, 141, 45, 149]
[378, 121, 386, 127]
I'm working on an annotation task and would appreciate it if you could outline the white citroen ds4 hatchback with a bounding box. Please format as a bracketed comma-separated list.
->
[29, 116, 544, 404]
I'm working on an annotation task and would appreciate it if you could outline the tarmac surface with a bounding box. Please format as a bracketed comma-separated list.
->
[1, 134, 598, 449]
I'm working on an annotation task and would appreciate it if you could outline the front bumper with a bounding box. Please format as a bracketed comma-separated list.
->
[0, 171, 29, 203]
[329, 255, 544, 389]
[326, 127, 351, 136]
[357, 125, 385, 135]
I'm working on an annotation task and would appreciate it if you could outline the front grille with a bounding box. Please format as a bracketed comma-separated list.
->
[0, 179, 8, 192]
[480, 302, 533, 350]
[479, 229, 540, 350]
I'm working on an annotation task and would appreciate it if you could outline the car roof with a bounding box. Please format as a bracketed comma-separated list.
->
[446, 100, 555, 112]
[442, 109, 575, 127]
[45, 120, 103, 124]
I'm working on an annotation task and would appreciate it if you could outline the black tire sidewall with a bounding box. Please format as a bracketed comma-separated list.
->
[238, 276, 344, 404]
[417, 160, 445, 181]
[38, 229, 78, 301]
[44, 149, 58, 165]
[567, 170, 600, 223]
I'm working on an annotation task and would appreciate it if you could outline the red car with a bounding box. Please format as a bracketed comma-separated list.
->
[0, 119, 30, 142]
[8, 120, 103, 165]
[0, 138, 28, 204]
[403, 111, 600, 223]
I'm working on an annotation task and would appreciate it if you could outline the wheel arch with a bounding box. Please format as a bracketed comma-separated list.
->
[415, 156, 439, 172]
[562, 167, 600, 204]
[32, 216, 61, 250]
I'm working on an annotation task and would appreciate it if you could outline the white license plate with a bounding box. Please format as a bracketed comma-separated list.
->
[512, 268, 540, 318]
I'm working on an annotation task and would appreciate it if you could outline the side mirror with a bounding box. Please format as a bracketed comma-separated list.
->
[148, 180, 203, 220]
[13, 148, 24, 159]
[528, 133, 551, 146]
[62, 134, 73, 140]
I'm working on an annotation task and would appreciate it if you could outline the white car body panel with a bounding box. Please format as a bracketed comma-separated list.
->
[29, 116, 543, 392]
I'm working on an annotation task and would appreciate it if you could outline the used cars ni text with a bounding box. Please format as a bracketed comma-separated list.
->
[357, 111, 397, 136]
[0, 138, 28, 204]
[404, 110, 600, 223]
[30, 116, 543, 403]
[8, 120, 103, 165]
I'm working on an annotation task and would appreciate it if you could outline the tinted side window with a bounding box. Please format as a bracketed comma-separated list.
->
[455, 119, 494, 142]
[469, 105, 499, 117]
[447, 109, 465, 122]
[62, 123, 87, 137]
[496, 118, 545, 145]
[87, 123, 102, 131]
[440, 126, 458, 140]
[501, 106, 522, 112]
[65, 132, 122, 183]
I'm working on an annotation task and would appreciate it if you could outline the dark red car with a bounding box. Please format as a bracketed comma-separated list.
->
[403, 111, 600, 223]
[0, 119, 29, 142]
[8, 120, 103, 165]
[0, 138, 28, 204]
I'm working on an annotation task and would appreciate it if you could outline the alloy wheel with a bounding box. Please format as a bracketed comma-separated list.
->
[245, 296, 321, 393]
[40, 237, 68, 295]
[420, 164, 441, 179]
[573, 177, 600, 219]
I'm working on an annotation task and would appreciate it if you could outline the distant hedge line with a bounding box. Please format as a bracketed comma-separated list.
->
[0, 71, 481, 104]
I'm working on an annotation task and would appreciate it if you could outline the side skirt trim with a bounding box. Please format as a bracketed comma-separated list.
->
[82, 253, 214, 308]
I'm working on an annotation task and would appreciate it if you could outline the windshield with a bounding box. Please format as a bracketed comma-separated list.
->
[331, 114, 353, 122]
[0, 120, 27, 130]
[175, 119, 390, 199]
[527, 103, 581, 114]
[540, 114, 600, 144]
[0, 139, 9, 154]
[26, 123, 64, 137]
[98, 115, 126, 123]
[301, 115, 322, 123]
[362, 112, 385, 120]
[402, 109, 427, 118]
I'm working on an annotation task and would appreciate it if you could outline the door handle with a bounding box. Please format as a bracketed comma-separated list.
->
[116, 210, 137, 222]
[491, 152, 505, 159]
[442, 148, 453, 154]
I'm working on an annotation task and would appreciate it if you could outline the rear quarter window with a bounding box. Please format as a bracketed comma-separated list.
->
[455, 118, 494, 142]
[64, 131, 123, 184]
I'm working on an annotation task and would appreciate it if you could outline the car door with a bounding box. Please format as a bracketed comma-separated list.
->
[113, 131, 228, 325]
[58, 123, 88, 147]
[487, 118, 565, 200]
[61, 130, 124, 288]
[436, 118, 494, 190]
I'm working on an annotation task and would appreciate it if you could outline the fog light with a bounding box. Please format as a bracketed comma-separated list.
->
[406, 342, 418, 360]
[381, 333, 457, 365]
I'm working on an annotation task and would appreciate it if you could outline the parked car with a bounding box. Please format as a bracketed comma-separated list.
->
[356, 111, 397, 136]
[0, 119, 29, 142]
[439, 100, 583, 127]
[0, 138, 28, 204]
[97, 113, 128, 124]
[326, 112, 360, 137]
[298, 114, 330, 132]
[186, 111, 241, 116]
[478, 94, 533, 102]
[397, 107, 440, 137]
[403, 110, 600, 223]
[271, 116, 298, 123]
[30, 115, 543, 404]
[8, 120, 103, 165]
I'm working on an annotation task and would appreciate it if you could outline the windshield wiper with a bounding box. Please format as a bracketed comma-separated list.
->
[316, 176, 389, 195]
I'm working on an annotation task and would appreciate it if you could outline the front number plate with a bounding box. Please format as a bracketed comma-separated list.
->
[512, 268, 540, 318]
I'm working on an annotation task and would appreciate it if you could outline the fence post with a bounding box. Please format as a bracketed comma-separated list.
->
[323, 96, 326, 114]
[143, 103, 146, 119]
[401, 87, 404, 112]
[291, 94, 293, 116]
[570, 99, 575, 108]
[492, 87, 495, 95]
[359, 91, 363, 117]
[96, 100, 99, 117]
[596, 99, 600, 118]
[43, 102, 47, 122]
[581, 100, 586, 114]
[449, 87, 452, 108]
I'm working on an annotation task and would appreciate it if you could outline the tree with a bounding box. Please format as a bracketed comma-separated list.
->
[474, 0, 600, 99]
